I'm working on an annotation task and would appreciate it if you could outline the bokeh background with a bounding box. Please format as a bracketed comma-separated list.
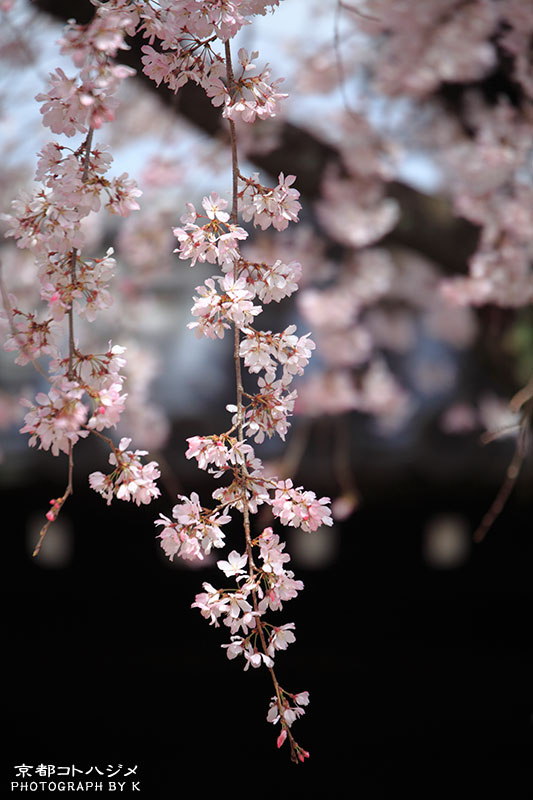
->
[2, 1, 532, 796]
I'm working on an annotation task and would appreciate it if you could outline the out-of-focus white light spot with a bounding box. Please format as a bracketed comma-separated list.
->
[27, 514, 73, 568]
[423, 514, 470, 569]
[332, 491, 359, 521]
[289, 525, 340, 569]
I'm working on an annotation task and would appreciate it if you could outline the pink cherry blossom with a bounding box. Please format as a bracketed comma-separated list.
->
[272, 479, 333, 532]
[90, 437, 161, 506]
[217, 550, 248, 578]
[20, 379, 89, 457]
[239, 172, 302, 231]
[155, 492, 231, 561]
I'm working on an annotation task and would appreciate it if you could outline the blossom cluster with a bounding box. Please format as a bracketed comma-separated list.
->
[138, 0, 332, 762]
[441, 99, 533, 307]
[89, 437, 161, 506]
[172, 175, 302, 269]
[239, 172, 302, 231]
[207, 47, 287, 123]
[159, 169, 331, 534]
[192, 528, 303, 639]
[140, 15, 286, 122]
[191, 527, 310, 760]
[329, 0, 533, 313]
[2, 3, 160, 523]
[305, 0, 532, 449]
[155, 171, 330, 759]
[156, 491, 232, 561]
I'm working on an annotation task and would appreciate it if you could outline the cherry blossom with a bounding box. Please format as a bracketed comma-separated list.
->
[217, 550, 248, 578]
[240, 256, 302, 304]
[3, 303, 59, 366]
[155, 492, 231, 561]
[20, 379, 89, 457]
[89, 437, 160, 506]
[239, 325, 315, 383]
[266, 622, 296, 656]
[173, 195, 248, 267]
[272, 479, 333, 533]
[188, 272, 262, 339]
[185, 434, 254, 472]
[207, 48, 287, 122]
[239, 172, 302, 231]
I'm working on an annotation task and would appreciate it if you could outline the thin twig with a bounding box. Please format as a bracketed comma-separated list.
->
[276, 418, 311, 480]
[473, 382, 533, 544]
[473, 431, 527, 544]
[339, 1, 380, 22]
[224, 41, 239, 224]
[32, 443, 74, 556]
[334, 0, 356, 118]
[333, 413, 360, 505]
[67, 128, 94, 380]
[67, 249, 78, 379]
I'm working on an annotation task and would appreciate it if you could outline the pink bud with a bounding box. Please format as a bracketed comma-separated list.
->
[276, 729, 287, 749]
[46, 511, 55, 522]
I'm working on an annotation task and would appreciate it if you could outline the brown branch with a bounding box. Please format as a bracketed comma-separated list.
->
[67, 127, 94, 379]
[276, 418, 312, 480]
[333, 414, 360, 506]
[472, 433, 526, 544]
[339, 1, 381, 22]
[474, 379, 533, 543]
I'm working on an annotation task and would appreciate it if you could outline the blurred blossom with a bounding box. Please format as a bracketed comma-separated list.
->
[116, 208, 175, 277]
[316, 172, 399, 250]
[0, 389, 23, 428]
[331, 492, 359, 522]
[365, 308, 417, 354]
[140, 155, 184, 189]
[478, 394, 520, 439]
[116, 340, 170, 451]
[412, 357, 456, 396]
[423, 514, 470, 570]
[288, 524, 340, 569]
[423, 304, 477, 350]
[440, 402, 478, 435]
